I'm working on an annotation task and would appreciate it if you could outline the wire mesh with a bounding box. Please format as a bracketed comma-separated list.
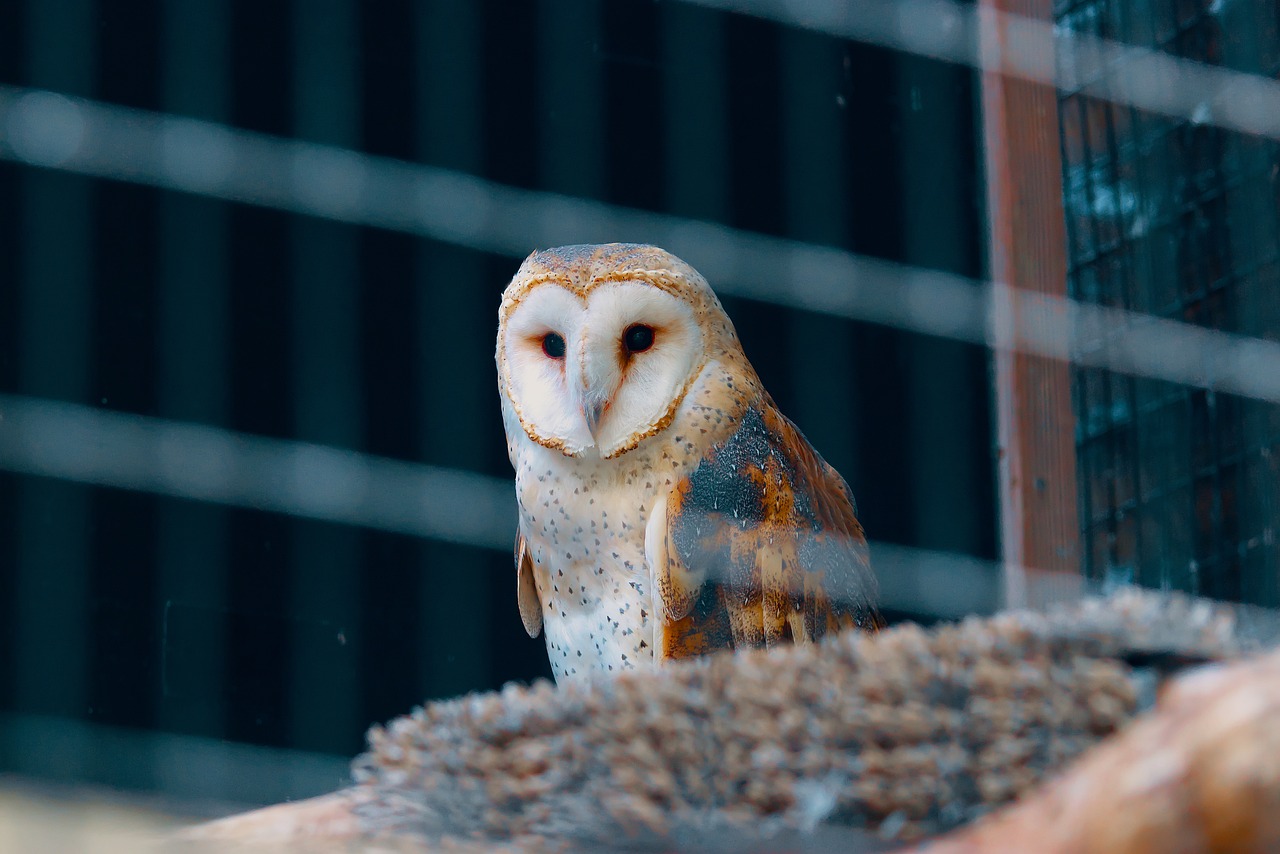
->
[2, 0, 1280, 830]
[1058, 0, 1280, 605]
[0, 0, 995, 801]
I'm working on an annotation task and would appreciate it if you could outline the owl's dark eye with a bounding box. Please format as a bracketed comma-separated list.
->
[623, 324, 655, 354]
[542, 332, 566, 359]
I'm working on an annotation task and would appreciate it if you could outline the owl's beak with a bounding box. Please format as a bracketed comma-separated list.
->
[576, 344, 615, 444]
[582, 397, 606, 440]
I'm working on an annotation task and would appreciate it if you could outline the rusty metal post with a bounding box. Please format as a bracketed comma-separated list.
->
[980, 0, 1082, 607]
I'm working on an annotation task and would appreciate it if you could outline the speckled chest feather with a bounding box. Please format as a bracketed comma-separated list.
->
[512, 365, 738, 679]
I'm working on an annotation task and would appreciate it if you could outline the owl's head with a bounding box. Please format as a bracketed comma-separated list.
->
[497, 244, 734, 459]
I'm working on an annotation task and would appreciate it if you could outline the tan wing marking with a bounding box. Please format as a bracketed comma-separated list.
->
[652, 402, 881, 662]
[515, 532, 543, 638]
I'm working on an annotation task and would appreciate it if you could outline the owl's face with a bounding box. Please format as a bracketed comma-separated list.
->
[498, 245, 725, 459]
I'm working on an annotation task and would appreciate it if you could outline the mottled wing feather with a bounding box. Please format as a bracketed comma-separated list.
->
[651, 403, 881, 661]
[515, 532, 543, 638]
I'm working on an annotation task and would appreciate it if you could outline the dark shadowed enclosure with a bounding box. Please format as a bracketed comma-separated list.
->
[1, 0, 1279, 838]
[0, 0, 994, 811]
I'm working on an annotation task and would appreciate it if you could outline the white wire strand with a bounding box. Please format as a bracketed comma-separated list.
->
[0, 393, 515, 551]
[4, 84, 1280, 404]
[679, 0, 1280, 141]
[0, 393, 1005, 616]
[3, 2, 1280, 617]
[4, 73, 1280, 603]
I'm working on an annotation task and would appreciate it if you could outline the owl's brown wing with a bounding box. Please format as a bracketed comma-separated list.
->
[647, 402, 882, 661]
[515, 532, 543, 638]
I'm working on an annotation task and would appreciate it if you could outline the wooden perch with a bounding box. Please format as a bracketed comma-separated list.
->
[911, 645, 1280, 854]
[176, 790, 368, 850]
[176, 591, 1280, 851]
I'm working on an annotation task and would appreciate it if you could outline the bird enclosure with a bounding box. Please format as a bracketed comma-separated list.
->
[0, 0, 1278, 842]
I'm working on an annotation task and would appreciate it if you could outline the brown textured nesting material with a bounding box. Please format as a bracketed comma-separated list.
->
[347, 590, 1277, 850]
[914, 644, 1280, 853]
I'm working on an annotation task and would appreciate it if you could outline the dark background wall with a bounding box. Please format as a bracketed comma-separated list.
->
[0, 0, 992, 786]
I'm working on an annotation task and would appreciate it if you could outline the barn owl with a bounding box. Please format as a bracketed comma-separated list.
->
[496, 243, 880, 681]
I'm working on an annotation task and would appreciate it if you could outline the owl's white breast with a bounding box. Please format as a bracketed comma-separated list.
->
[511, 440, 669, 679]
[504, 376, 730, 680]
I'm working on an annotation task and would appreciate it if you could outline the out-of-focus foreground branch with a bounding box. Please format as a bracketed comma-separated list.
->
[914, 644, 1280, 853]
[172, 591, 1280, 852]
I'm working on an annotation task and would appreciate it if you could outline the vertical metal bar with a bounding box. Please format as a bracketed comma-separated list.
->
[898, 54, 985, 558]
[415, 0, 490, 697]
[290, 0, 363, 750]
[155, 0, 232, 739]
[539, 0, 603, 198]
[778, 30, 858, 484]
[0, 4, 20, 715]
[1221, 0, 1280, 607]
[661, 3, 728, 221]
[981, 0, 1082, 607]
[1069, 59, 1117, 590]
[13, 0, 95, 756]
[1108, 0, 1174, 594]
[1095, 34, 1148, 592]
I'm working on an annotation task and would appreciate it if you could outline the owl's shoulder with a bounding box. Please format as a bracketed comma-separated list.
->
[667, 352, 760, 440]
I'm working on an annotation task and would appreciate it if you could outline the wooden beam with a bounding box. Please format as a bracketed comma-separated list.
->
[980, 0, 1082, 607]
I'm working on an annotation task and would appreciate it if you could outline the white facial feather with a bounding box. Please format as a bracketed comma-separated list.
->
[502, 285, 594, 456]
[501, 280, 703, 459]
[583, 283, 703, 458]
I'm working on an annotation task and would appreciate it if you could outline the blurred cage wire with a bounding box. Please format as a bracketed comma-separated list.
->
[0, 0, 994, 811]
[0, 0, 1279, 827]
[1056, 0, 1280, 605]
